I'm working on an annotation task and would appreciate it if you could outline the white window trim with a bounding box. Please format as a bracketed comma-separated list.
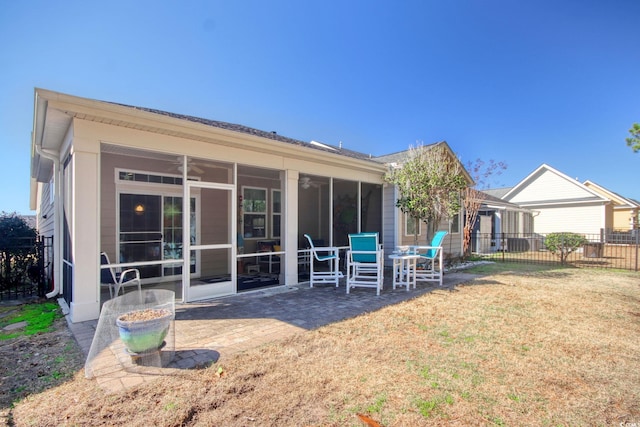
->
[271, 189, 281, 239]
[242, 186, 268, 240]
[115, 169, 201, 282]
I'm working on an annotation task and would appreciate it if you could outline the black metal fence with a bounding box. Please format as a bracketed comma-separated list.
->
[470, 231, 640, 271]
[0, 236, 53, 301]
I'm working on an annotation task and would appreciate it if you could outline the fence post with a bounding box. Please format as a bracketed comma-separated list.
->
[635, 228, 639, 272]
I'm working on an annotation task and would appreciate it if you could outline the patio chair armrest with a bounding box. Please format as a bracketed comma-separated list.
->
[313, 246, 338, 252]
[119, 268, 140, 283]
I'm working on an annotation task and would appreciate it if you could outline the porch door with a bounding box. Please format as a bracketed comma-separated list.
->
[184, 181, 236, 302]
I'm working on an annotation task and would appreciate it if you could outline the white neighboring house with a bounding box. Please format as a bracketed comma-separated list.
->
[502, 164, 610, 236]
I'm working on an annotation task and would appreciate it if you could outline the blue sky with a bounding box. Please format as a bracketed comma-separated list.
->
[1, 0, 639, 215]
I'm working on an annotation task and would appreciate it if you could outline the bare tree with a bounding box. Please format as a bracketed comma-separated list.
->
[462, 159, 507, 256]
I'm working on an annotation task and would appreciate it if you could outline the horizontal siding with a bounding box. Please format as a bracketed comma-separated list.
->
[510, 169, 595, 204]
[613, 209, 633, 230]
[382, 185, 396, 267]
[534, 205, 604, 235]
[38, 181, 55, 237]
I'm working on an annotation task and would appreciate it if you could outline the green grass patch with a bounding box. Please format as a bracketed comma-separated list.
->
[415, 394, 455, 418]
[365, 393, 387, 414]
[0, 301, 62, 340]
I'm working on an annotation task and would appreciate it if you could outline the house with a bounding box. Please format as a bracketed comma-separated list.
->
[375, 142, 474, 260]
[29, 88, 470, 323]
[471, 190, 535, 253]
[500, 164, 610, 236]
[583, 180, 640, 232]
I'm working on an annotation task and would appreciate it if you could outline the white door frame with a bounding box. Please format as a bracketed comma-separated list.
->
[183, 180, 237, 302]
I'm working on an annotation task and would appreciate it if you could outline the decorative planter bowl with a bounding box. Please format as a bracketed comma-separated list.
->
[116, 308, 172, 354]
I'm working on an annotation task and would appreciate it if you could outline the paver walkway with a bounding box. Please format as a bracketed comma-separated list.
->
[68, 272, 479, 393]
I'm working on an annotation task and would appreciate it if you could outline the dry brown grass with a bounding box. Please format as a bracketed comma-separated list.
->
[10, 268, 640, 426]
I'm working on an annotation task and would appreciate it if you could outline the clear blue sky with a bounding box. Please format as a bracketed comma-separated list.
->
[1, 0, 639, 215]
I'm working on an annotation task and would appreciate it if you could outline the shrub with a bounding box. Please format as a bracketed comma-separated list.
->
[0, 212, 37, 289]
[544, 232, 587, 264]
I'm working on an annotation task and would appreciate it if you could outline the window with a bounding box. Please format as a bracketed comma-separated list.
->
[271, 189, 281, 238]
[243, 187, 267, 239]
[119, 193, 196, 279]
[450, 213, 460, 234]
[405, 214, 422, 237]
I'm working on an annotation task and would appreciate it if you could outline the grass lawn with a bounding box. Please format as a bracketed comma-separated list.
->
[8, 266, 640, 426]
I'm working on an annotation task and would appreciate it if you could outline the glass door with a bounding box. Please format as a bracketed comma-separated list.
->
[119, 194, 163, 279]
[163, 196, 196, 277]
[184, 181, 236, 302]
[119, 193, 196, 281]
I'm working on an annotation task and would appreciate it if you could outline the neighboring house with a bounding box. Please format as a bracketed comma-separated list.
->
[375, 142, 474, 260]
[472, 190, 535, 253]
[29, 89, 470, 322]
[583, 180, 640, 231]
[500, 164, 610, 236]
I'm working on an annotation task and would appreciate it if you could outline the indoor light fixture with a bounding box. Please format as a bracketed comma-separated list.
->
[134, 203, 145, 215]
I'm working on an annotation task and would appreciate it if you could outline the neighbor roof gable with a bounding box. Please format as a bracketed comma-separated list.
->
[374, 141, 474, 185]
[503, 164, 608, 206]
[583, 180, 640, 208]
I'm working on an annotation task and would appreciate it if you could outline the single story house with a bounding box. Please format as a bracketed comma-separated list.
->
[472, 190, 535, 253]
[30, 88, 471, 323]
[583, 180, 640, 232]
[500, 164, 610, 236]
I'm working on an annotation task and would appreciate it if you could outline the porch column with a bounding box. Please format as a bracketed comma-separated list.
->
[69, 139, 101, 322]
[284, 170, 299, 285]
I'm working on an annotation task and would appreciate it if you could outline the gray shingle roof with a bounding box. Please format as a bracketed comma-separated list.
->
[482, 187, 512, 199]
[109, 102, 379, 163]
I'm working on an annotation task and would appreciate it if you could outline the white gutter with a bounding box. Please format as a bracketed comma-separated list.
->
[32, 95, 63, 299]
[35, 144, 63, 299]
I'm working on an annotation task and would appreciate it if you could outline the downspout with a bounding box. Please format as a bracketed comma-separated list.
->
[33, 93, 64, 299]
[34, 139, 63, 299]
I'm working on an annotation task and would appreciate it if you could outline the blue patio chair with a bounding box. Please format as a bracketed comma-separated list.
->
[412, 230, 448, 286]
[100, 252, 141, 298]
[346, 232, 384, 295]
[304, 234, 342, 287]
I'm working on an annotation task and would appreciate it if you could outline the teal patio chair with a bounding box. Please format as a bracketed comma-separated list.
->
[346, 232, 384, 295]
[304, 234, 342, 287]
[412, 230, 448, 286]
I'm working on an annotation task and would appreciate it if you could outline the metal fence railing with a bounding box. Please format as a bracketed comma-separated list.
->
[470, 231, 640, 271]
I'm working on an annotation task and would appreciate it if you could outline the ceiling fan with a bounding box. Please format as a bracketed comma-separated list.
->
[299, 176, 320, 190]
[170, 157, 205, 174]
